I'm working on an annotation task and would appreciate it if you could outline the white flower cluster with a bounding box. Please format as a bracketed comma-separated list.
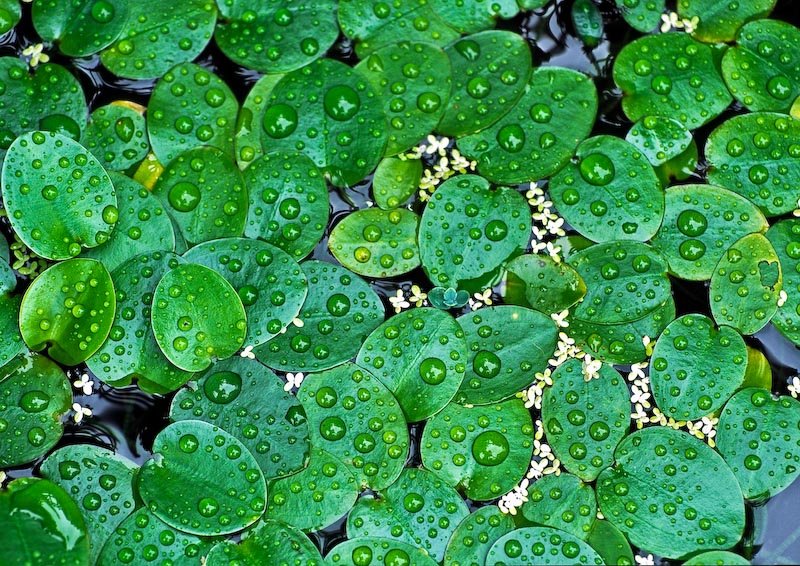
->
[635, 552, 655, 566]
[400, 135, 477, 201]
[22, 43, 49, 68]
[468, 288, 493, 311]
[71, 373, 95, 424]
[660, 12, 699, 33]
[389, 285, 428, 313]
[284, 372, 304, 393]
[527, 183, 564, 261]
[789, 376, 800, 399]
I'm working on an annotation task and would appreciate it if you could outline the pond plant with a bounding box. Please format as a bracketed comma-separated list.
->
[1, 0, 800, 564]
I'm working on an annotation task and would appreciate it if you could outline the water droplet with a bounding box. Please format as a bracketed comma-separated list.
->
[419, 358, 447, 385]
[19, 390, 50, 413]
[168, 182, 201, 212]
[324, 86, 360, 121]
[677, 209, 707, 237]
[496, 124, 525, 153]
[580, 154, 615, 186]
[198, 496, 219, 517]
[203, 371, 242, 404]
[320, 416, 347, 441]
[472, 430, 509, 466]
[263, 104, 297, 138]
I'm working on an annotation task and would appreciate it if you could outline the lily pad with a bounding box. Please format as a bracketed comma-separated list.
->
[259, 58, 388, 187]
[40, 444, 138, 565]
[485, 526, 604, 565]
[372, 155, 422, 209]
[502, 254, 587, 314]
[0, 351, 71, 467]
[151, 262, 247, 372]
[677, 0, 776, 43]
[80, 102, 150, 171]
[766, 219, 800, 345]
[329, 207, 421, 278]
[206, 518, 324, 566]
[326, 537, 438, 566]
[597, 427, 745, 559]
[458, 66, 598, 184]
[709, 232, 781, 335]
[520, 473, 598, 540]
[683, 550, 751, 565]
[243, 150, 329, 260]
[418, 174, 530, 291]
[541, 358, 630, 481]
[256, 260, 384, 372]
[32, 0, 129, 57]
[171, 356, 310, 480]
[214, 0, 338, 74]
[571, 0, 603, 48]
[19, 258, 115, 365]
[614, 0, 664, 32]
[585, 520, 635, 566]
[613, 32, 732, 129]
[625, 115, 698, 183]
[235, 74, 284, 168]
[705, 112, 800, 217]
[86, 251, 194, 394]
[650, 183, 768, 281]
[183, 237, 307, 347]
[0, 295, 25, 365]
[550, 135, 663, 242]
[297, 362, 409, 490]
[356, 307, 466, 423]
[420, 398, 534, 501]
[347, 467, 470, 562]
[650, 314, 747, 421]
[137, 419, 266, 536]
[0, 0, 19, 35]
[442, 506, 516, 566]
[438, 31, 530, 137]
[2, 130, 117, 260]
[431, 0, 518, 33]
[716, 387, 800, 500]
[456, 305, 557, 405]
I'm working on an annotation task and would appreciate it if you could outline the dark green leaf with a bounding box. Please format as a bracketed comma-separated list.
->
[33, 0, 129, 57]
[485, 526, 604, 565]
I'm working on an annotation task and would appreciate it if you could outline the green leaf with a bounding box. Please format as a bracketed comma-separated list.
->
[438, 31, 530, 137]
[421, 398, 534, 501]
[542, 358, 630, 481]
[443, 506, 516, 566]
[32, 0, 129, 57]
[206, 518, 324, 566]
[625, 115, 698, 183]
[650, 314, 747, 420]
[457, 66, 598, 184]
[742, 345, 773, 390]
[40, 445, 137, 565]
[520, 473, 597, 540]
[356, 41, 452, 156]
[243, 150, 329, 260]
[137, 420, 266, 536]
[766, 219, 800, 345]
[428, 286, 471, 309]
[86, 251, 194, 394]
[571, 0, 603, 48]
[297, 362, 410, 490]
[0, 295, 25, 365]
[485, 526, 604, 565]
[613, 32, 732, 129]
[678, 0, 776, 43]
[709, 232, 781, 335]
[650, 184, 768, 281]
[255, 260, 384, 372]
[597, 427, 745, 559]
[0, 351, 71, 467]
[683, 551, 751, 565]
[430, 0, 518, 33]
[717, 387, 800, 500]
[456, 305, 557, 405]
[100, 0, 217, 79]
[0, 0, 20, 35]
[171, 356, 310, 480]
[614, 0, 664, 33]
[2, 130, 117, 260]
[0, 478, 89, 566]
[183, 238, 307, 347]
[585, 520, 635, 566]
[325, 537, 439, 566]
[372, 156, 422, 209]
[705, 112, 800, 216]
[235, 74, 284, 168]
[550, 135, 663, 242]
[357, 307, 466, 422]
[266, 447, 360, 532]
[502, 254, 587, 314]
[215, 0, 338, 74]
[329, 208, 421, 277]
[80, 102, 150, 171]
[151, 262, 247, 372]
[419, 174, 530, 291]
[260, 58, 388, 187]
[346, 467, 469, 562]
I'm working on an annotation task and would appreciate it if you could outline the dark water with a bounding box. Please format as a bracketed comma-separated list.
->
[3, 0, 800, 563]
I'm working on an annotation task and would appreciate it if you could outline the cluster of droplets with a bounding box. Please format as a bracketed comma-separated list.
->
[399, 134, 477, 201]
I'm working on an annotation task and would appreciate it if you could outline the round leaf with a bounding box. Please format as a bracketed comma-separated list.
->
[443, 506, 516, 566]
[677, 0, 776, 43]
[520, 473, 598, 540]
[614, 0, 664, 32]
[32, 0, 129, 57]
[625, 115, 698, 182]
[235, 74, 284, 168]
[372, 155, 422, 210]
[586, 520, 635, 566]
[206, 518, 323, 566]
[766, 219, 800, 345]
[502, 254, 587, 314]
[0, 295, 25, 365]
[485, 526, 604, 565]
[325, 537, 439, 566]
[80, 103, 150, 172]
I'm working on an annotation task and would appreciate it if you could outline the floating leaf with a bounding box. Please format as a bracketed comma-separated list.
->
[650, 314, 747, 421]
[677, 0, 776, 43]
[235, 74, 283, 168]
[0, 295, 25, 365]
[259, 58, 387, 187]
[542, 358, 630, 481]
[357, 307, 466, 422]
[502, 254, 587, 314]
[137, 420, 266, 536]
[32, 0, 129, 57]
[0, 0, 19, 35]
[650, 184, 768, 281]
[572, 0, 603, 47]
[597, 427, 745, 559]
[625, 115, 698, 183]
[421, 398, 533, 501]
[171, 356, 310, 480]
[298, 362, 409, 490]
[614, 0, 664, 33]
[705, 112, 800, 216]
[458, 66, 598, 184]
[709, 232, 781, 335]
[0, 351, 71, 467]
[742, 344, 773, 391]
[520, 473, 597, 540]
[766, 219, 800, 345]
[428, 286, 471, 309]
[717, 388, 800, 500]
[255, 260, 384, 372]
[438, 31, 530, 137]
[419, 174, 530, 291]
[151, 263, 247, 372]
[329, 208, 421, 277]
[206, 518, 324, 566]
[326, 537, 438, 566]
[683, 551, 751, 565]
[456, 305, 557, 405]
[347, 467, 469, 562]
[215, 0, 338, 74]
[485, 526, 604, 565]
[613, 32, 732, 129]
[2, 130, 117, 260]
[243, 151, 329, 260]
[80, 102, 150, 171]
[372, 156, 422, 209]
[40, 445, 137, 565]
[431, 0, 517, 33]
[550, 135, 663, 242]
[585, 520, 635, 566]
[443, 506, 516, 566]
[0, 478, 89, 566]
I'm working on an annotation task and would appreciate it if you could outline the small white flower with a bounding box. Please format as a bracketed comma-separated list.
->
[73, 373, 94, 395]
[389, 289, 410, 313]
[72, 403, 92, 423]
[0, 471, 6, 484]
[551, 310, 570, 328]
[292, 317, 304, 328]
[682, 15, 700, 33]
[630, 385, 651, 406]
[660, 11, 682, 33]
[635, 553, 655, 566]
[409, 285, 428, 307]
[794, 198, 800, 218]
[422, 134, 451, 156]
[240, 345, 256, 359]
[582, 354, 602, 381]
[526, 457, 549, 480]
[284, 372, 304, 392]
[778, 289, 788, 307]
[470, 288, 493, 310]
[22, 43, 49, 67]
[642, 335, 655, 357]
[789, 376, 800, 399]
